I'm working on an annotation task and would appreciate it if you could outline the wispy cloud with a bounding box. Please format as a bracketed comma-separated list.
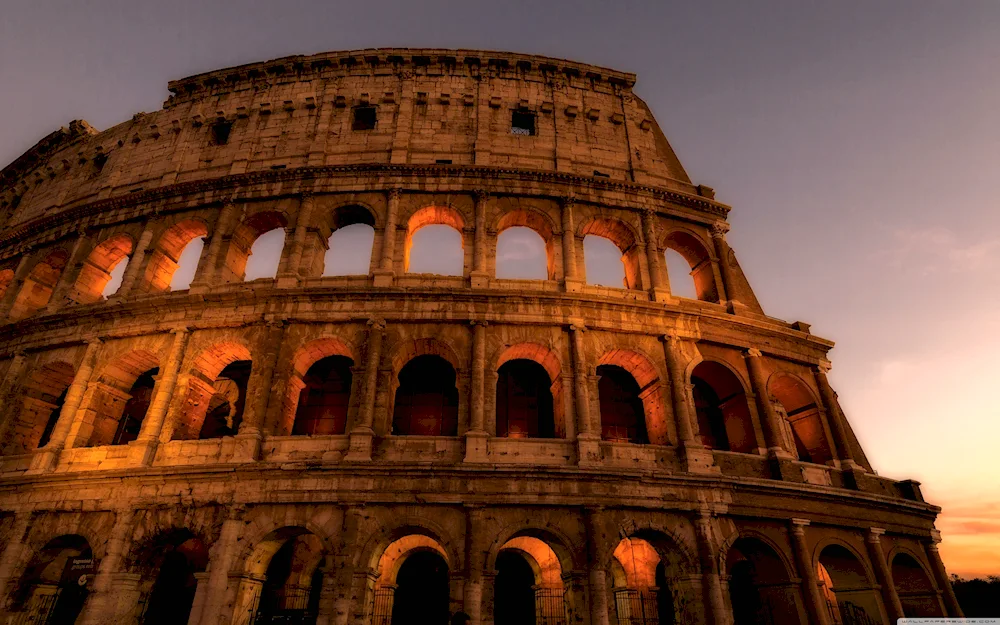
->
[879, 227, 1000, 274]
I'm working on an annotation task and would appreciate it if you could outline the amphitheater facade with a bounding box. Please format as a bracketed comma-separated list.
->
[0, 49, 962, 625]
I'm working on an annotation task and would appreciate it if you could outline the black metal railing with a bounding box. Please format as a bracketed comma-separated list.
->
[535, 587, 568, 625]
[613, 589, 659, 625]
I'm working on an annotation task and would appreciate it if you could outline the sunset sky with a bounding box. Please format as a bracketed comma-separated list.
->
[2, 0, 998, 577]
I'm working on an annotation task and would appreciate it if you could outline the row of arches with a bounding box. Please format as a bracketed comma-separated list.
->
[2, 334, 834, 468]
[7, 524, 946, 625]
[0, 199, 727, 323]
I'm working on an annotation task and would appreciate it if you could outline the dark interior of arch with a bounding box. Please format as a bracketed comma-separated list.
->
[391, 551, 450, 625]
[596, 364, 648, 444]
[496, 359, 555, 439]
[255, 538, 323, 625]
[139, 534, 208, 625]
[392, 355, 458, 436]
[331, 204, 376, 230]
[11, 535, 92, 623]
[495, 550, 537, 625]
[112, 368, 159, 445]
[198, 360, 252, 440]
[891, 553, 943, 617]
[293, 355, 354, 436]
[37, 387, 69, 449]
[690, 361, 755, 453]
[726, 538, 798, 625]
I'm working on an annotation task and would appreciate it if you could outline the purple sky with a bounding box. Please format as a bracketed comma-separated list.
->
[2, 0, 999, 575]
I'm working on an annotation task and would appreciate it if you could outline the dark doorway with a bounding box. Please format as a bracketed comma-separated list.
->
[293, 356, 354, 435]
[655, 562, 676, 625]
[496, 360, 555, 438]
[255, 539, 319, 625]
[392, 356, 459, 436]
[112, 368, 158, 445]
[391, 551, 450, 625]
[691, 378, 730, 450]
[596, 365, 648, 444]
[728, 560, 765, 625]
[38, 387, 69, 448]
[142, 551, 197, 625]
[198, 360, 252, 439]
[495, 551, 536, 625]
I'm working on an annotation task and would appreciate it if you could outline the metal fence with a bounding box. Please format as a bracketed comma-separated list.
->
[535, 587, 567, 625]
[370, 587, 395, 625]
[613, 589, 659, 625]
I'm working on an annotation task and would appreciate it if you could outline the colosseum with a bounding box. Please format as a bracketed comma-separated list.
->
[0, 48, 962, 625]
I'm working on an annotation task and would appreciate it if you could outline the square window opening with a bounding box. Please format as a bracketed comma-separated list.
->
[211, 121, 233, 146]
[511, 110, 536, 136]
[353, 106, 377, 131]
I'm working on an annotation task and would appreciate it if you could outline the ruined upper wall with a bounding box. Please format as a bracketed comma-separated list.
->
[0, 49, 700, 230]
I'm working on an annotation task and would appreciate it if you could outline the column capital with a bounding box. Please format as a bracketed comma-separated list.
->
[744, 347, 763, 359]
[170, 326, 190, 336]
[560, 194, 577, 208]
[790, 518, 811, 534]
[867, 527, 886, 542]
[710, 221, 731, 239]
[367, 317, 387, 331]
[472, 188, 490, 202]
[299, 190, 314, 201]
[386, 188, 402, 201]
[470, 319, 489, 328]
[815, 359, 833, 374]
[568, 322, 586, 333]
[226, 503, 247, 520]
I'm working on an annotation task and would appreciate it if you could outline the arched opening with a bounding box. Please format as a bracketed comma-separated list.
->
[817, 545, 885, 625]
[130, 531, 209, 625]
[392, 355, 459, 436]
[372, 534, 451, 625]
[891, 553, 943, 617]
[244, 228, 287, 281]
[611, 536, 690, 625]
[494, 535, 567, 625]
[404, 206, 465, 276]
[223, 211, 288, 283]
[142, 219, 209, 294]
[664, 249, 697, 299]
[9, 249, 69, 320]
[8, 535, 93, 625]
[168, 342, 252, 441]
[292, 355, 354, 436]
[661, 231, 718, 302]
[582, 219, 642, 289]
[769, 374, 833, 464]
[238, 528, 324, 625]
[1, 361, 75, 455]
[496, 228, 550, 280]
[596, 365, 648, 444]
[496, 360, 555, 439]
[83, 350, 160, 448]
[323, 205, 376, 276]
[68, 234, 134, 304]
[725, 537, 799, 625]
[690, 361, 756, 453]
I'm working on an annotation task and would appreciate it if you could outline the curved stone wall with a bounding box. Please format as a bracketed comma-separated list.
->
[0, 49, 961, 625]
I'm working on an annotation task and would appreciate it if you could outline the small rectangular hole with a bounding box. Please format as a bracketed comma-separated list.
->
[511, 110, 535, 136]
[211, 121, 232, 145]
[436, 159, 453, 164]
[352, 106, 377, 131]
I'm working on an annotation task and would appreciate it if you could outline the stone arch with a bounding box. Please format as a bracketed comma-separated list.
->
[495, 343, 565, 439]
[285, 337, 357, 437]
[356, 515, 461, 575]
[68, 232, 135, 304]
[717, 530, 796, 582]
[141, 218, 210, 294]
[661, 228, 719, 302]
[168, 340, 253, 441]
[815, 540, 884, 625]
[321, 202, 378, 277]
[596, 348, 667, 445]
[485, 522, 579, 575]
[404, 205, 466, 275]
[724, 535, 802, 625]
[389, 337, 462, 377]
[80, 348, 161, 447]
[9, 248, 69, 320]
[889, 549, 944, 617]
[494, 208, 558, 280]
[690, 359, 757, 453]
[224, 210, 289, 283]
[580, 216, 643, 289]
[2, 360, 76, 454]
[6, 534, 94, 623]
[768, 372, 833, 464]
[391, 353, 460, 437]
[124, 528, 210, 625]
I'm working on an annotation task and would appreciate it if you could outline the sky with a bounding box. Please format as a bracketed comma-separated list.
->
[2, 0, 999, 578]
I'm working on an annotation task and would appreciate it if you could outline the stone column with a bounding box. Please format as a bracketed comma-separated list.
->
[330, 506, 362, 625]
[0, 352, 29, 445]
[78, 508, 135, 625]
[812, 364, 858, 470]
[346, 319, 385, 462]
[0, 511, 33, 605]
[29, 339, 102, 473]
[561, 197, 581, 291]
[374, 189, 400, 286]
[570, 324, 599, 464]
[235, 321, 285, 461]
[45, 231, 90, 311]
[113, 225, 155, 298]
[924, 531, 963, 617]
[470, 190, 490, 288]
[188, 572, 211, 624]
[190, 200, 239, 291]
[709, 222, 738, 307]
[285, 192, 315, 279]
[465, 321, 489, 463]
[131, 327, 191, 465]
[694, 511, 729, 625]
[789, 519, 831, 625]
[463, 506, 485, 625]
[583, 508, 609, 625]
[196, 504, 245, 625]
[663, 335, 715, 472]
[743, 349, 790, 458]
[0, 254, 32, 318]
[865, 528, 903, 622]
[642, 209, 670, 302]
